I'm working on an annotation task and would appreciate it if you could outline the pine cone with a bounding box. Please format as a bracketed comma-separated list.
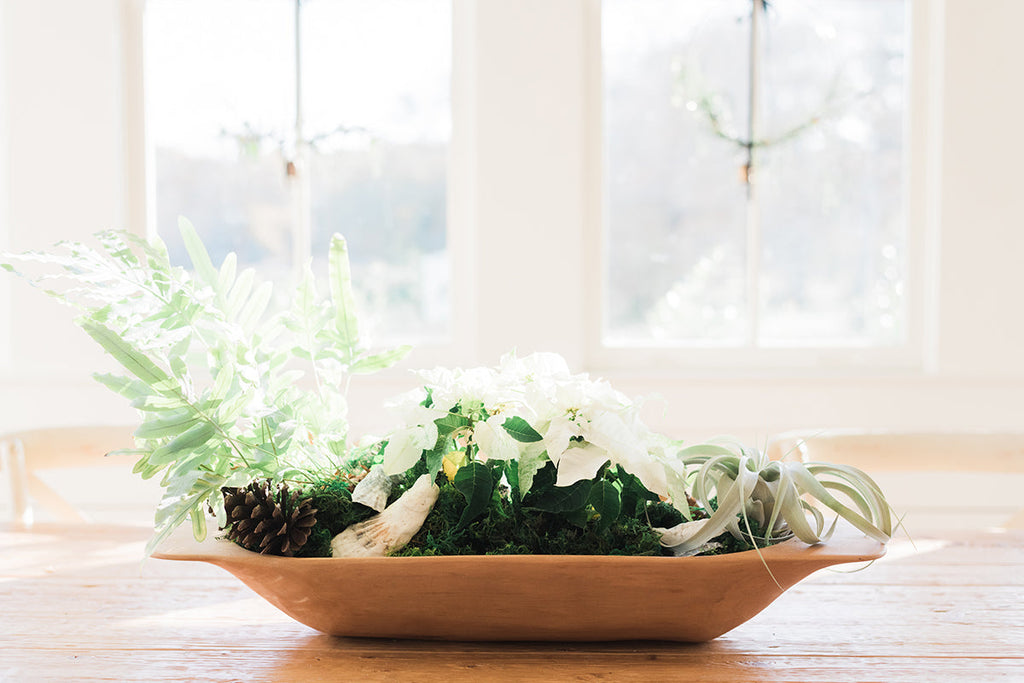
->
[221, 480, 317, 557]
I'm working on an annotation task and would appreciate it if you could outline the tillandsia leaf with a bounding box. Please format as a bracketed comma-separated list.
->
[328, 234, 360, 360]
[785, 462, 892, 541]
[662, 463, 694, 521]
[770, 476, 822, 544]
[805, 462, 892, 533]
[676, 465, 761, 554]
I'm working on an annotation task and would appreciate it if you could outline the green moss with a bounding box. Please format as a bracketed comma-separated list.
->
[295, 463, 776, 558]
[391, 480, 668, 557]
[295, 476, 377, 557]
[295, 524, 333, 558]
[645, 501, 688, 529]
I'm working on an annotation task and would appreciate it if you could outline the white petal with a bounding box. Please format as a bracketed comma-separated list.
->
[474, 415, 521, 461]
[622, 457, 670, 498]
[584, 410, 648, 464]
[542, 419, 578, 466]
[554, 442, 609, 486]
[382, 426, 433, 475]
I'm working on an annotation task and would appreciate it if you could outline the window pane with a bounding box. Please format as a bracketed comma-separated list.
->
[604, 0, 750, 346]
[603, 0, 906, 348]
[303, 0, 450, 342]
[145, 0, 450, 342]
[757, 1, 906, 346]
[146, 0, 295, 279]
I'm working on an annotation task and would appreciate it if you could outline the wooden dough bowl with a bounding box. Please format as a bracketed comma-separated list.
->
[154, 527, 885, 642]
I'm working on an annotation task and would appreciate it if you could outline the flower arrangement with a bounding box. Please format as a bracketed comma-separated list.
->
[2, 223, 893, 560]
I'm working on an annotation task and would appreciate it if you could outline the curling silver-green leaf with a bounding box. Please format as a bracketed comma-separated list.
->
[665, 444, 893, 556]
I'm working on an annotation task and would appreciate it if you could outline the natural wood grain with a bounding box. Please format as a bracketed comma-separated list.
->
[2, 523, 1023, 682]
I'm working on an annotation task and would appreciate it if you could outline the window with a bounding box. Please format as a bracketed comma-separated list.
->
[602, 0, 908, 353]
[144, 0, 451, 342]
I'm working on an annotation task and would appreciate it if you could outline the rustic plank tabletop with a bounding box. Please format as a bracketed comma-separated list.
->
[2, 522, 1022, 682]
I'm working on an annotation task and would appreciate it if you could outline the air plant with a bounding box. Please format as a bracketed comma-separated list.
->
[657, 442, 893, 557]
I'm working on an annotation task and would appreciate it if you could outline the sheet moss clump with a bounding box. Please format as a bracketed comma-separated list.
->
[393, 482, 660, 556]
[295, 477, 377, 558]
[389, 465, 688, 556]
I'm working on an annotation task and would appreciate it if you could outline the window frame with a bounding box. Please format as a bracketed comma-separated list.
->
[126, 0, 471, 369]
[584, 0, 940, 375]
[122, 0, 940, 377]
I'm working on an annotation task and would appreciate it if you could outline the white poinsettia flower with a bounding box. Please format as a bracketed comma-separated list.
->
[498, 351, 571, 384]
[384, 386, 433, 419]
[417, 365, 508, 415]
[528, 373, 668, 495]
[382, 423, 437, 475]
[381, 387, 444, 474]
[381, 351, 670, 498]
[553, 442, 611, 486]
[384, 387, 446, 429]
[472, 414, 522, 461]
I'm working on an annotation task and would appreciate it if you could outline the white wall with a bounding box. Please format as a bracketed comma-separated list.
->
[0, 0, 139, 432]
[0, 0, 1022, 445]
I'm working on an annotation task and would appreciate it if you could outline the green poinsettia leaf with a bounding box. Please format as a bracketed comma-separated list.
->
[435, 412, 473, 436]
[501, 416, 543, 443]
[588, 479, 622, 531]
[516, 444, 548, 496]
[425, 444, 446, 481]
[524, 478, 591, 514]
[453, 460, 494, 529]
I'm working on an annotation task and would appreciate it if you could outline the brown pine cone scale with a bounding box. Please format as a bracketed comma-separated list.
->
[221, 479, 317, 557]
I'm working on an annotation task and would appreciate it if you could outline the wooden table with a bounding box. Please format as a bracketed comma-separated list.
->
[2, 523, 1022, 682]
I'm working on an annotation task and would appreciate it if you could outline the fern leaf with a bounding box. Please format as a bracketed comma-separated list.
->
[328, 234, 360, 358]
[78, 319, 173, 389]
[178, 217, 218, 288]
